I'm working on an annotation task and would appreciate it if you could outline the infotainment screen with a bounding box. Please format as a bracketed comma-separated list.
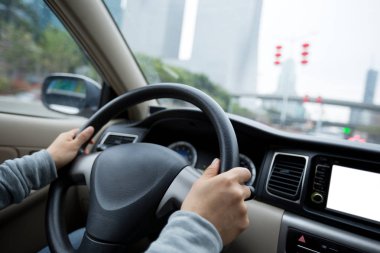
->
[327, 165, 380, 223]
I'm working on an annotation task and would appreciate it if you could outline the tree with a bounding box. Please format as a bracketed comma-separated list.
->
[0, 0, 39, 35]
[0, 1, 100, 93]
[39, 26, 84, 74]
[0, 23, 40, 92]
[136, 53, 232, 110]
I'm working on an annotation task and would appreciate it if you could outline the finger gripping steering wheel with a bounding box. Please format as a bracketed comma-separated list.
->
[46, 83, 239, 252]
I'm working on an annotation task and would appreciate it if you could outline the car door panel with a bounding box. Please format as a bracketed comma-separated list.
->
[0, 112, 86, 253]
[0, 113, 86, 162]
[0, 147, 18, 164]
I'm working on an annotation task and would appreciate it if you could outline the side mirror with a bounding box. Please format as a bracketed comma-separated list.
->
[41, 73, 101, 117]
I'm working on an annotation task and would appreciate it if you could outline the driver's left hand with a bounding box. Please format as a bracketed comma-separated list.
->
[47, 126, 94, 169]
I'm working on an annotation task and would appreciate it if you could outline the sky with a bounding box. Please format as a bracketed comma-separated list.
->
[113, 0, 380, 123]
[257, 0, 380, 105]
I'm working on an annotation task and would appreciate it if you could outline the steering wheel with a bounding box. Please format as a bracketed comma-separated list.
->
[46, 83, 239, 252]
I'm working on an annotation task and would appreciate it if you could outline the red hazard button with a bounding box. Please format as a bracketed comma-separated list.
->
[298, 235, 306, 243]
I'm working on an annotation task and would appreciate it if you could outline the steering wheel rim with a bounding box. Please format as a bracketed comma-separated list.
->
[46, 83, 239, 252]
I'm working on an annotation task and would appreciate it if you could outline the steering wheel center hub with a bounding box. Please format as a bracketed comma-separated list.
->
[86, 143, 187, 243]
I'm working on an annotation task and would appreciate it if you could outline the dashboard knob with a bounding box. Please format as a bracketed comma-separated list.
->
[311, 192, 324, 204]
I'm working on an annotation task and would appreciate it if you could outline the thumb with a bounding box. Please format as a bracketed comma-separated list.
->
[74, 126, 94, 146]
[202, 158, 220, 179]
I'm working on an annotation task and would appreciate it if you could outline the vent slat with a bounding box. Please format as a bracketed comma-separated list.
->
[275, 164, 303, 171]
[272, 170, 303, 178]
[268, 185, 298, 195]
[275, 162, 305, 170]
[273, 168, 303, 176]
[268, 178, 299, 190]
[103, 134, 137, 146]
[267, 154, 307, 201]
[270, 174, 300, 184]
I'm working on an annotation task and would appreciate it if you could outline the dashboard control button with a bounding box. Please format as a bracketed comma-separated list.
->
[239, 153, 256, 185]
[311, 192, 324, 204]
[286, 229, 361, 253]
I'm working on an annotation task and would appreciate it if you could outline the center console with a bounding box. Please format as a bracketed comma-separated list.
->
[260, 150, 380, 253]
[305, 155, 380, 236]
[279, 213, 380, 253]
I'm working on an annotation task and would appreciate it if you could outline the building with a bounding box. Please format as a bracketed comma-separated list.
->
[363, 69, 378, 104]
[263, 59, 305, 123]
[350, 68, 378, 125]
[107, 0, 262, 94]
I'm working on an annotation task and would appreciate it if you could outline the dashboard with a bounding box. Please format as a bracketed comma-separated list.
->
[94, 108, 380, 253]
[165, 141, 256, 183]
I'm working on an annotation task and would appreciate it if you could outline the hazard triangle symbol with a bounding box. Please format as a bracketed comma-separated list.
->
[298, 235, 306, 243]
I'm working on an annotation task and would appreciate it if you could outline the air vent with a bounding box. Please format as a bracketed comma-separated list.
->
[267, 153, 308, 201]
[97, 133, 138, 151]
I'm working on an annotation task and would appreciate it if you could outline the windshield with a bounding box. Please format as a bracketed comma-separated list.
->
[104, 0, 380, 146]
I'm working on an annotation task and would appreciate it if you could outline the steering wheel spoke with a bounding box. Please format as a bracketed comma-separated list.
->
[69, 153, 100, 187]
[156, 166, 201, 218]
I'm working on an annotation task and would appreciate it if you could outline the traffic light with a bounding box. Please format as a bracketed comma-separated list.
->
[343, 127, 351, 135]
[301, 43, 310, 65]
[274, 45, 282, 65]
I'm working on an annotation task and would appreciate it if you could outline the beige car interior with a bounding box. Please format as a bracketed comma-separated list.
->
[0, 113, 86, 252]
[0, 1, 284, 251]
[0, 1, 152, 251]
[1, 1, 379, 253]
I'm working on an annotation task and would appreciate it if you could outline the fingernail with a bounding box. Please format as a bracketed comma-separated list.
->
[211, 158, 219, 167]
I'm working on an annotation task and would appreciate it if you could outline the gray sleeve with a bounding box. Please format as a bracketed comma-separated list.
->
[146, 210, 223, 253]
[0, 150, 57, 209]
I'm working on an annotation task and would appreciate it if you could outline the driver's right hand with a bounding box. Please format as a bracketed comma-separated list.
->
[181, 158, 251, 245]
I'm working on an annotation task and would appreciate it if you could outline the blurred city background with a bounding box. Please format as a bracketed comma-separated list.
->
[1, 0, 380, 144]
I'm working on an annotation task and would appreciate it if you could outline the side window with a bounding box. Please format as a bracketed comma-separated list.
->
[0, 1, 101, 118]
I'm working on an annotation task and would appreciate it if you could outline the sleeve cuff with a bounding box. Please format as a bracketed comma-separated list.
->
[32, 150, 57, 188]
[169, 210, 223, 251]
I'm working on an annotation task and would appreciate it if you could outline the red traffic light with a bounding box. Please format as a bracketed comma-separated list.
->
[301, 43, 310, 65]
[303, 95, 310, 103]
[274, 45, 282, 65]
[316, 96, 323, 103]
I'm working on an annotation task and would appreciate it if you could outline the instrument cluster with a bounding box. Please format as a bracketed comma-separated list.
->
[168, 141, 257, 184]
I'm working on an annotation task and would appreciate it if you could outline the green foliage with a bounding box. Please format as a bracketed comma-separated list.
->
[0, 0, 38, 32]
[136, 53, 232, 110]
[0, 76, 10, 92]
[39, 26, 84, 73]
[229, 102, 257, 119]
[0, 24, 40, 75]
[0, 0, 253, 120]
[0, 1, 100, 93]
